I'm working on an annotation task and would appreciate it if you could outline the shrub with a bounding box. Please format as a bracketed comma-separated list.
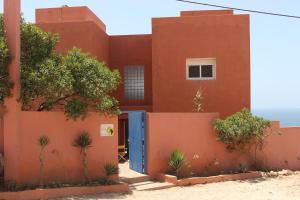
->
[73, 132, 92, 183]
[38, 135, 50, 187]
[238, 163, 248, 173]
[104, 163, 119, 178]
[214, 108, 271, 152]
[168, 149, 186, 178]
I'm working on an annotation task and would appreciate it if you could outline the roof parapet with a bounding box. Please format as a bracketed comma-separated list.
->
[36, 6, 106, 32]
[181, 10, 234, 17]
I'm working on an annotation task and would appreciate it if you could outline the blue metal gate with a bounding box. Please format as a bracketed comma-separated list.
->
[128, 111, 147, 174]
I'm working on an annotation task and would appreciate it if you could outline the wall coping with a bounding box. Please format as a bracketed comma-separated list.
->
[0, 182, 129, 200]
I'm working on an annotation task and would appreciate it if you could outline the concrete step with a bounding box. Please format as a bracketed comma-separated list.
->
[120, 175, 150, 184]
[130, 181, 174, 191]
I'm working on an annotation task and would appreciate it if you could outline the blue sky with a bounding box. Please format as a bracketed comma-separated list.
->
[1, 0, 300, 110]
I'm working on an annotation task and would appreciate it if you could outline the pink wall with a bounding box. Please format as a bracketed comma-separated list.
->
[147, 113, 300, 177]
[259, 124, 300, 170]
[13, 112, 118, 185]
[147, 113, 242, 177]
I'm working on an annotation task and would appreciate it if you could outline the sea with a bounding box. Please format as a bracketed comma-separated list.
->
[252, 109, 300, 128]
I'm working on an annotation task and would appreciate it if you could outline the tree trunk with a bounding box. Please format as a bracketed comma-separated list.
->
[82, 148, 89, 183]
[39, 148, 45, 187]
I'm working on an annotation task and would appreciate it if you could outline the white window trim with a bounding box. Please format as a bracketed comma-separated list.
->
[186, 58, 217, 80]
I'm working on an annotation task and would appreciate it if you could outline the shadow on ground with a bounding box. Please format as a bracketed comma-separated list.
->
[51, 191, 132, 200]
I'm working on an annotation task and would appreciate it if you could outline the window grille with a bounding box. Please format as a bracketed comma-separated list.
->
[124, 66, 145, 100]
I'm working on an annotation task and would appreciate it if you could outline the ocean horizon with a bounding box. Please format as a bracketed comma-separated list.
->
[252, 108, 300, 128]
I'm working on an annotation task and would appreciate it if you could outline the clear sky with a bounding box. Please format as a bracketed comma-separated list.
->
[1, 0, 300, 110]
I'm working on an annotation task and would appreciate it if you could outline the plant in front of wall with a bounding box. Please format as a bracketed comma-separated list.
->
[194, 89, 203, 112]
[168, 149, 186, 178]
[214, 108, 272, 167]
[99, 163, 119, 185]
[238, 163, 248, 173]
[73, 132, 92, 183]
[38, 135, 50, 187]
[104, 163, 119, 178]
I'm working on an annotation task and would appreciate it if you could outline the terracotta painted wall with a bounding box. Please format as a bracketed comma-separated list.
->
[147, 113, 242, 177]
[36, 8, 251, 115]
[259, 123, 300, 170]
[147, 113, 300, 177]
[3, 0, 22, 184]
[36, 7, 109, 63]
[14, 112, 118, 185]
[36, 7, 106, 32]
[109, 35, 152, 111]
[152, 13, 251, 117]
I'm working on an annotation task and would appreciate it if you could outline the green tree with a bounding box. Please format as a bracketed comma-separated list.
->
[0, 16, 121, 119]
[0, 14, 13, 102]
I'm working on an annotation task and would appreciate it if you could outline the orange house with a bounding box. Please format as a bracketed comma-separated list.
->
[36, 6, 250, 117]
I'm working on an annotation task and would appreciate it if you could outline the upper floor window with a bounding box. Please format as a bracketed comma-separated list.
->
[124, 66, 145, 101]
[186, 58, 216, 80]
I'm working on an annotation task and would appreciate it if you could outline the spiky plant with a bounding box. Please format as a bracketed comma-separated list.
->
[73, 132, 92, 183]
[194, 89, 203, 112]
[169, 149, 185, 178]
[104, 163, 119, 179]
[38, 135, 50, 187]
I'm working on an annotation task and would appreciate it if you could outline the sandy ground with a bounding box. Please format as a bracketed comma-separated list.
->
[52, 174, 300, 200]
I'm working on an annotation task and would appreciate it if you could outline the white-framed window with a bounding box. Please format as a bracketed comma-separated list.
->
[124, 66, 145, 101]
[186, 58, 216, 80]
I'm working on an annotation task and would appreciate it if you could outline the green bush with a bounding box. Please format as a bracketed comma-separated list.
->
[168, 149, 186, 178]
[214, 108, 271, 152]
[104, 163, 119, 177]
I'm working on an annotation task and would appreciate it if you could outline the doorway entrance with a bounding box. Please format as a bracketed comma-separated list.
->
[118, 111, 147, 175]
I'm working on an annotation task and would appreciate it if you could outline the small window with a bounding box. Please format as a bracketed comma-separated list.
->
[186, 58, 216, 80]
[188, 65, 200, 78]
[124, 66, 144, 100]
[201, 65, 213, 78]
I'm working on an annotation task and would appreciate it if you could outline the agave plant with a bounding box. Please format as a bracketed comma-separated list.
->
[169, 149, 186, 178]
[104, 163, 119, 179]
[38, 135, 50, 187]
[74, 131, 92, 183]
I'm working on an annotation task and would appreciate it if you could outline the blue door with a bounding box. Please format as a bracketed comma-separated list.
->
[128, 111, 147, 174]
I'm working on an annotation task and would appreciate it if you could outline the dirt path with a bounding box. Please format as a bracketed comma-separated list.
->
[52, 174, 300, 200]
